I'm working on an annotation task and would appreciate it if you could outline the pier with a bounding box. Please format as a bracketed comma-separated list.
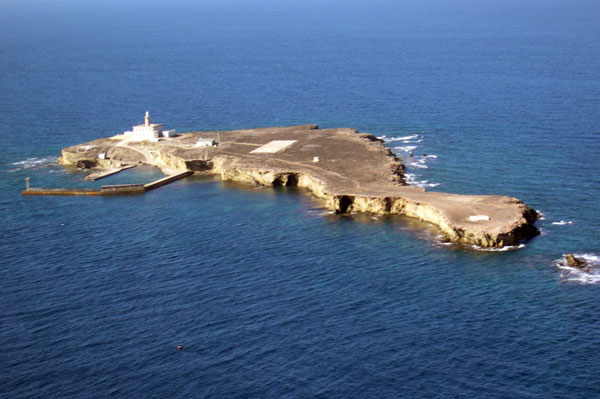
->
[144, 171, 193, 191]
[22, 171, 192, 196]
[22, 188, 103, 196]
[84, 165, 137, 181]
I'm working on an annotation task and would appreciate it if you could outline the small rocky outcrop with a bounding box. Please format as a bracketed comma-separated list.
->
[564, 253, 586, 269]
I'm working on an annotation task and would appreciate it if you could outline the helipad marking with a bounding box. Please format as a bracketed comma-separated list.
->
[250, 140, 297, 154]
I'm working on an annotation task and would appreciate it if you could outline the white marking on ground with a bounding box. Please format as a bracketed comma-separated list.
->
[469, 215, 490, 222]
[250, 140, 297, 154]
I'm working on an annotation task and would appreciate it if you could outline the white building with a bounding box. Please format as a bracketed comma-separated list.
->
[195, 138, 217, 147]
[123, 112, 176, 141]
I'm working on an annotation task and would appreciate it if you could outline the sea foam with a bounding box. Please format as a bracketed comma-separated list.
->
[386, 134, 421, 142]
[471, 243, 526, 252]
[556, 253, 600, 284]
[395, 145, 418, 152]
[7, 156, 58, 172]
[552, 220, 574, 226]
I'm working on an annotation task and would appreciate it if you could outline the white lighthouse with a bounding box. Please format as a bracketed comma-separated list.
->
[123, 112, 175, 141]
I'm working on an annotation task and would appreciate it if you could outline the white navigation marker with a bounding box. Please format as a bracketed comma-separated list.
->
[250, 140, 297, 154]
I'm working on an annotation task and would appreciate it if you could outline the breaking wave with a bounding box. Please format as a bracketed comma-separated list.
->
[405, 173, 439, 188]
[552, 220, 574, 226]
[395, 145, 418, 153]
[6, 156, 58, 172]
[471, 243, 526, 252]
[396, 134, 420, 141]
[385, 133, 441, 189]
[556, 253, 600, 284]
[381, 134, 422, 142]
[409, 160, 428, 169]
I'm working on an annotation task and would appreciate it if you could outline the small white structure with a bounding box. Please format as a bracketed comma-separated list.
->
[123, 112, 176, 140]
[468, 215, 490, 222]
[195, 138, 217, 147]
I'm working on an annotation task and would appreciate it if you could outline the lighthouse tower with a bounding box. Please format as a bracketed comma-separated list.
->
[127, 111, 163, 140]
[123, 111, 175, 140]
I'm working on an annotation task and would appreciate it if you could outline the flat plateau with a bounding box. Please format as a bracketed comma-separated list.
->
[59, 124, 538, 248]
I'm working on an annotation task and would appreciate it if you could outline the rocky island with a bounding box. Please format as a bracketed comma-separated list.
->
[59, 123, 538, 248]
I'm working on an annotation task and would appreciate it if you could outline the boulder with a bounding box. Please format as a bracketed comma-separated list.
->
[564, 253, 585, 269]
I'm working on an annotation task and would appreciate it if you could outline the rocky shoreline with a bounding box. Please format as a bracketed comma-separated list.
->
[59, 125, 539, 248]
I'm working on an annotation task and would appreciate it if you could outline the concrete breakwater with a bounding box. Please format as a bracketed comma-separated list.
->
[22, 185, 144, 196]
[22, 171, 192, 196]
[58, 125, 539, 248]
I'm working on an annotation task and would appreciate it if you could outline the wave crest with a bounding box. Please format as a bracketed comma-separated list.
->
[6, 156, 58, 172]
[556, 253, 600, 284]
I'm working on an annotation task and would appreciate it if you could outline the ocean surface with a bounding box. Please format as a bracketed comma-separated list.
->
[1, 1, 599, 397]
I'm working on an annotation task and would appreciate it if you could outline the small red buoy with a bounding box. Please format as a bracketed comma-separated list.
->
[177, 345, 183, 351]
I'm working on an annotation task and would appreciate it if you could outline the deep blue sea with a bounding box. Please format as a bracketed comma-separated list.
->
[1, 1, 599, 397]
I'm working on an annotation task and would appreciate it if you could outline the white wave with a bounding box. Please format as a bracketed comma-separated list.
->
[386, 134, 421, 142]
[433, 235, 453, 246]
[304, 209, 332, 218]
[556, 253, 600, 284]
[423, 154, 438, 159]
[581, 254, 600, 262]
[552, 220, 574, 225]
[410, 162, 428, 169]
[404, 173, 417, 185]
[7, 156, 58, 172]
[394, 145, 418, 152]
[11, 156, 57, 168]
[398, 134, 420, 140]
[404, 173, 439, 188]
[537, 210, 546, 220]
[402, 139, 423, 144]
[471, 243, 526, 252]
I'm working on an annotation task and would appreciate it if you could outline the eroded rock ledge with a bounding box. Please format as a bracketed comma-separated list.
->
[59, 124, 539, 248]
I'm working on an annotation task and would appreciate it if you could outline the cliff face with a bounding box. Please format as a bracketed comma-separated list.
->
[59, 125, 538, 248]
[205, 167, 537, 247]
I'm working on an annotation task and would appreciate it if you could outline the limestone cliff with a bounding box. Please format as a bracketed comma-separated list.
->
[59, 125, 538, 248]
